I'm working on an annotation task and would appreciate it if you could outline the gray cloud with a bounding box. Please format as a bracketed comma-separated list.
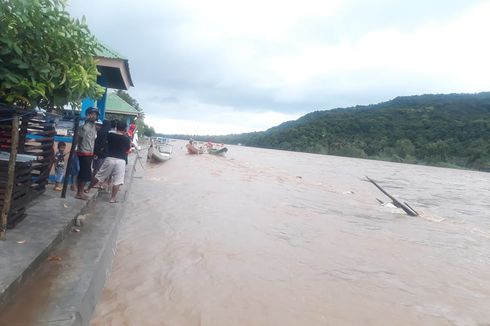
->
[68, 0, 490, 133]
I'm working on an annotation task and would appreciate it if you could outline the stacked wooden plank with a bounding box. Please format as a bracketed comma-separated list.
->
[0, 107, 33, 228]
[0, 159, 33, 228]
[0, 106, 53, 228]
[23, 115, 55, 198]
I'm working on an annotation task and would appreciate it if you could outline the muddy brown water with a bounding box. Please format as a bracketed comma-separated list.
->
[91, 141, 490, 326]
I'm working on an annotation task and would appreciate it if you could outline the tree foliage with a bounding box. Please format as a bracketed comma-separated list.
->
[116, 89, 141, 111]
[141, 124, 156, 137]
[115, 90, 155, 137]
[0, 0, 104, 109]
[166, 93, 490, 171]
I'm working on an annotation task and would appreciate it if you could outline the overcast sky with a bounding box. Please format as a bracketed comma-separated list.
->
[68, 0, 490, 135]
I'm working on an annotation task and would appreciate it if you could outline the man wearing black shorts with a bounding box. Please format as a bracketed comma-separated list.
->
[76, 107, 99, 200]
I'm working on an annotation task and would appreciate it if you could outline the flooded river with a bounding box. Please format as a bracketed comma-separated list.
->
[91, 141, 490, 325]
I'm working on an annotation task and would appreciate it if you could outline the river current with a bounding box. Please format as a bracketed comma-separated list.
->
[91, 141, 490, 325]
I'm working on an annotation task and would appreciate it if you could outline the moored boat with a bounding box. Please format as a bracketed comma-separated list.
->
[208, 147, 228, 155]
[150, 147, 171, 162]
[158, 144, 173, 155]
[148, 141, 172, 163]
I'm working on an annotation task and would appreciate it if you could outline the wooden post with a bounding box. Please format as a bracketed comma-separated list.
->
[366, 176, 418, 216]
[1, 116, 20, 240]
[61, 117, 80, 198]
[18, 116, 28, 153]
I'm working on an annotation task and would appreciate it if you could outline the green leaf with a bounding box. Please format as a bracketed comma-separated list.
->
[39, 68, 50, 74]
[59, 72, 66, 85]
[0, 47, 11, 55]
[1, 0, 105, 109]
[12, 43, 22, 55]
[4, 74, 20, 83]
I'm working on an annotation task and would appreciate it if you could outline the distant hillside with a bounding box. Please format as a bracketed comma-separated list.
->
[164, 92, 490, 170]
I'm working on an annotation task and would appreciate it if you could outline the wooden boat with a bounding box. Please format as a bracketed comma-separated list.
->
[158, 144, 173, 155]
[148, 145, 171, 163]
[151, 149, 170, 162]
[208, 147, 228, 155]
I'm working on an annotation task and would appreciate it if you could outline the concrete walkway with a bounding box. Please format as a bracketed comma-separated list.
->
[0, 150, 144, 326]
[0, 189, 97, 308]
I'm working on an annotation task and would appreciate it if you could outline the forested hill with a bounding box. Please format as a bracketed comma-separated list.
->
[168, 92, 490, 170]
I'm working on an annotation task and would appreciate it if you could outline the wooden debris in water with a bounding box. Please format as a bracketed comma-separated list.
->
[366, 176, 418, 216]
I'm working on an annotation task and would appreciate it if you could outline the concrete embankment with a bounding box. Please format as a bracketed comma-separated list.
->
[0, 151, 144, 326]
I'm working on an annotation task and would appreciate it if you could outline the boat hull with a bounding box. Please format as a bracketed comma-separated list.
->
[149, 147, 170, 162]
[152, 151, 170, 162]
[208, 147, 228, 155]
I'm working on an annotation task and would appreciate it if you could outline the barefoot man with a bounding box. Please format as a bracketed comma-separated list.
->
[90, 120, 130, 203]
[76, 107, 98, 200]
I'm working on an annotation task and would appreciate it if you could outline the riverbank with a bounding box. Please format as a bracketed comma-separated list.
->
[0, 150, 144, 325]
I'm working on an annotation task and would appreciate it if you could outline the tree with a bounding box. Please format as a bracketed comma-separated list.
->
[0, 0, 104, 109]
[395, 139, 415, 158]
[116, 90, 141, 111]
[143, 125, 156, 137]
[423, 140, 449, 163]
[200, 92, 490, 170]
[114, 90, 156, 137]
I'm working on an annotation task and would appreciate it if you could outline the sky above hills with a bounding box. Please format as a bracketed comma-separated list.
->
[68, 0, 490, 135]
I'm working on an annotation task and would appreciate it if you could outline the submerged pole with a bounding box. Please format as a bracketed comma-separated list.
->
[366, 176, 418, 217]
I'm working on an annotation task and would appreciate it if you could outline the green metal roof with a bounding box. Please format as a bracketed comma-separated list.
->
[105, 92, 140, 116]
[94, 39, 134, 89]
[95, 40, 126, 60]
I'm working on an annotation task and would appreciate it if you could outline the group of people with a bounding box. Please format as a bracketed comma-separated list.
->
[53, 107, 133, 203]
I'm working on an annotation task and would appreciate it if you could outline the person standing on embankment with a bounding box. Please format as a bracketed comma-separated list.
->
[93, 120, 112, 176]
[89, 120, 131, 203]
[75, 107, 99, 200]
[53, 141, 66, 191]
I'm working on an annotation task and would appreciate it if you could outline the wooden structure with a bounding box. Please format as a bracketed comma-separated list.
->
[23, 114, 56, 196]
[0, 158, 33, 229]
[81, 41, 134, 120]
[366, 176, 419, 216]
[0, 105, 55, 230]
[0, 116, 19, 239]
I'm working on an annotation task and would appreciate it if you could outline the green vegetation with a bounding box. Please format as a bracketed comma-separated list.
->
[166, 93, 490, 171]
[139, 122, 156, 137]
[0, 0, 104, 110]
[115, 90, 156, 137]
[116, 89, 141, 111]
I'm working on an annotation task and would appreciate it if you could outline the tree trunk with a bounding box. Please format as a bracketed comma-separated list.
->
[1, 116, 20, 240]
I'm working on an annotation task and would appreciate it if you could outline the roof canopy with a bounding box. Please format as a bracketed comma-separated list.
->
[95, 41, 134, 90]
[105, 92, 140, 117]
